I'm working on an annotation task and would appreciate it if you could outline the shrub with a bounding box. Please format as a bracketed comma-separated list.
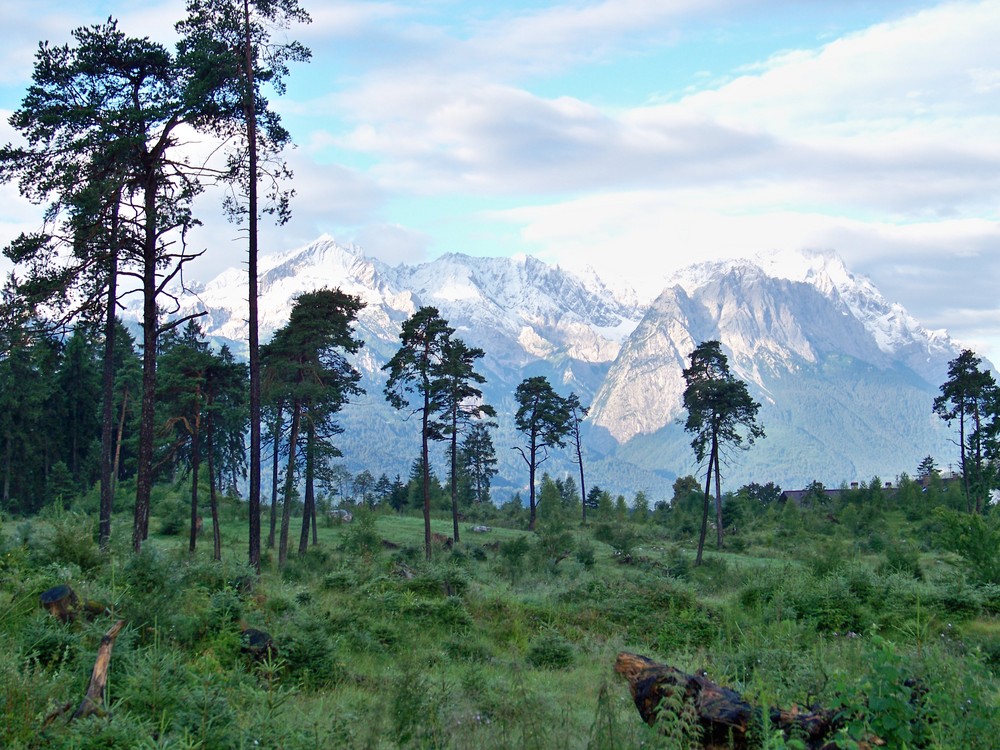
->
[19, 614, 81, 669]
[280, 610, 344, 688]
[390, 663, 443, 748]
[877, 540, 923, 579]
[656, 603, 718, 652]
[526, 633, 574, 669]
[157, 497, 189, 536]
[444, 634, 495, 663]
[499, 535, 531, 579]
[933, 507, 1000, 585]
[39, 512, 103, 572]
[339, 508, 382, 563]
[575, 541, 596, 569]
[322, 569, 358, 591]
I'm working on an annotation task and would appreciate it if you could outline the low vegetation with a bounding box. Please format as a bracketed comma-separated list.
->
[1, 477, 997, 749]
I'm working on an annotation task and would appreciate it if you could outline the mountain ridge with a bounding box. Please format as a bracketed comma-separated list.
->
[132, 237, 964, 500]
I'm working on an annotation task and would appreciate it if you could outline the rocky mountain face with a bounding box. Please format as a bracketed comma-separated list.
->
[148, 237, 961, 502]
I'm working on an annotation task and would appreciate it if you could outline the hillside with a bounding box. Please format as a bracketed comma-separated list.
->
[1, 482, 997, 749]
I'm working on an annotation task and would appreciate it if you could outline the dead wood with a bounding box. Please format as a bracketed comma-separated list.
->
[40, 584, 78, 623]
[40, 584, 110, 623]
[614, 652, 877, 750]
[72, 620, 126, 720]
[241, 628, 276, 661]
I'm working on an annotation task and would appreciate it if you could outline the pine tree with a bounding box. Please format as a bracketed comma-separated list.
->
[934, 349, 999, 514]
[513, 376, 572, 531]
[434, 337, 494, 543]
[262, 288, 365, 566]
[681, 340, 764, 565]
[177, 0, 311, 572]
[383, 306, 453, 559]
[461, 422, 497, 506]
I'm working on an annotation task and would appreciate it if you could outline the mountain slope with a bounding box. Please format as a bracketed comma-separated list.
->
[590, 252, 958, 487]
[147, 240, 964, 499]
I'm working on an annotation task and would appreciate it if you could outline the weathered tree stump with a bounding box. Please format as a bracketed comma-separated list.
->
[241, 628, 276, 661]
[72, 620, 126, 720]
[40, 584, 79, 623]
[614, 652, 873, 750]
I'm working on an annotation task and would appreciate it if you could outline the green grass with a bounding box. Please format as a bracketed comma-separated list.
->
[0, 498, 998, 749]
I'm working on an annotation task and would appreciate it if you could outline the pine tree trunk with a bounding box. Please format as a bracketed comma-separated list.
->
[98, 207, 118, 550]
[189, 416, 201, 553]
[298, 418, 314, 555]
[278, 402, 301, 567]
[112, 388, 128, 497]
[450, 414, 460, 544]
[244, 0, 262, 574]
[715, 449, 724, 549]
[207, 419, 221, 561]
[422, 392, 432, 560]
[134, 177, 158, 553]
[268, 408, 281, 549]
[311, 498, 318, 546]
[696, 438, 715, 566]
[528, 439, 538, 531]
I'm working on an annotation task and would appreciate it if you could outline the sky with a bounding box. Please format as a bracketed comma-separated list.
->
[1, 0, 999, 364]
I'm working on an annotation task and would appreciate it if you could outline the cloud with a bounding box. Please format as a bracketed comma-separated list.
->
[352, 223, 430, 266]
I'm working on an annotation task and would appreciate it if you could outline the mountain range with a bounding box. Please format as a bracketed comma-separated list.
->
[138, 236, 963, 504]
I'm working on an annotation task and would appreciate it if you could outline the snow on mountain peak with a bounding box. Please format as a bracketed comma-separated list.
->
[664, 247, 950, 374]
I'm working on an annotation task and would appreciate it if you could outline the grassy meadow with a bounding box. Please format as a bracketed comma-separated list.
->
[0, 484, 998, 749]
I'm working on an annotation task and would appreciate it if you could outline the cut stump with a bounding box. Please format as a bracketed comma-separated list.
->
[241, 628, 276, 661]
[614, 652, 875, 750]
[40, 584, 79, 623]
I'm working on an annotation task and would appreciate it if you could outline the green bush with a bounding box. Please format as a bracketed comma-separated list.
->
[280, 610, 344, 688]
[574, 540, 596, 569]
[498, 535, 531, 579]
[877, 539, 923, 579]
[656, 603, 718, 652]
[39, 512, 103, 572]
[157, 497, 189, 536]
[526, 633, 574, 669]
[339, 508, 382, 563]
[444, 634, 495, 663]
[19, 614, 82, 669]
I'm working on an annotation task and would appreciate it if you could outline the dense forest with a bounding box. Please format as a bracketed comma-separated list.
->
[1, 2, 998, 748]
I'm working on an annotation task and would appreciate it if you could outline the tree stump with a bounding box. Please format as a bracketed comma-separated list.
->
[614, 652, 873, 750]
[40, 584, 79, 623]
[241, 628, 276, 661]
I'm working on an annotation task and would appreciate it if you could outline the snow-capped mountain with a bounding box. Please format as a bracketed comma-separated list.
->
[173, 235, 643, 387]
[147, 238, 964, 498]
[590, 250, 959, 487]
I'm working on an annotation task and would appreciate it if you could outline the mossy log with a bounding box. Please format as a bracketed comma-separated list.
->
[614, 652, 875, 750]
[72, 620, 126, 720]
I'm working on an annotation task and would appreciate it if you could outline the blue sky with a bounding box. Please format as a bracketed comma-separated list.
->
[1, 0, 999, 364]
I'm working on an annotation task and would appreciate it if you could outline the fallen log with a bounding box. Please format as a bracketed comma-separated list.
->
[614, 652, 876, 750]
[72, 620, 126, 720]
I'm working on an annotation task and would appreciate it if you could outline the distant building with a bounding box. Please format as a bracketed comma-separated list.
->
[780, 480, 897, 506]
